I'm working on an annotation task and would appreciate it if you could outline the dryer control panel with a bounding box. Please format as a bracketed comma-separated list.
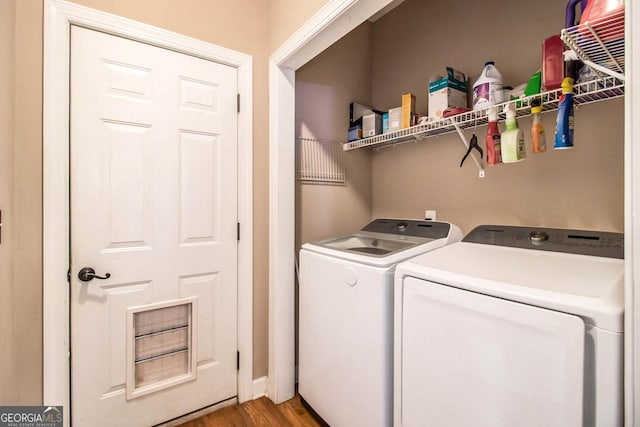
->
[464, 225, 624, 259]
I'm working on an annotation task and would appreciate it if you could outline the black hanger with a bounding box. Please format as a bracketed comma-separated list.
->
[460, 133, 483, 167]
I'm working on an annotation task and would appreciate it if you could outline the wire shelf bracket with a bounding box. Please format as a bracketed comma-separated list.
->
[452, 121, 485, 178]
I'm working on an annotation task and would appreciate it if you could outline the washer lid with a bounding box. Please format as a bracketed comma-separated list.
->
[302, 220, 462, 267]
[396, 241, 624, 332]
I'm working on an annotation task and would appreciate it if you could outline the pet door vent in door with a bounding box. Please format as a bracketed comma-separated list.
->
[126, 298, 198, 399]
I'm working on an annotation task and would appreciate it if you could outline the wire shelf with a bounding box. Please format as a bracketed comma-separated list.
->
[561, 5, 625, 80]
[342, 75, 624, 152]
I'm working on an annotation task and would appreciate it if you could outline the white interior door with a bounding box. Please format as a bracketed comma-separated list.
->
[70, 25, 238, 426]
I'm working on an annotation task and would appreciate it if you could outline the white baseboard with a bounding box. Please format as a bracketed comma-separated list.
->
[252, 376, 268, 399]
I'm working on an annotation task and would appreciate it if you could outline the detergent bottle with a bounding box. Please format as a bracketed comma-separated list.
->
[473, 61, 503, 110]
[579, 0, 625, 41]
[581, 0, 624, 24]
[485, 107, 502, 165]
[530, 98, 547, 153]
[543, 35, 564, 90]
[501, 103, 526, 163]
[554, 77, 575, 149]
[565, 0, 589, 27]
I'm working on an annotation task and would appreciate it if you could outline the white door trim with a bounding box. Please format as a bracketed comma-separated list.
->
[43, 0, 253, 421]
[626, 1, 639, 425]
[267, 0, 395, 403]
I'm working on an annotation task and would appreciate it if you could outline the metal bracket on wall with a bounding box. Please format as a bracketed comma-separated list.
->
[451, 121, 485, 178]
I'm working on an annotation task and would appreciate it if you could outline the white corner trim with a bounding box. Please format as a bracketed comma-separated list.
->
[252, 376, 268, 399]
[625, 1, 639, 425]
[43, 0, 72, 414]
[269, 0, 395, 70]
[43, 0, 254, 422]
[268, 60, 296, 404]
[270, 0, 356, 68]
[236, 53, 254, 404]
[267, 0, 396, 405]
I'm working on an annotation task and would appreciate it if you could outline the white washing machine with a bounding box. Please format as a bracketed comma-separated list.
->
[299, 218, 462, 427]
[394, 224, 624, 427]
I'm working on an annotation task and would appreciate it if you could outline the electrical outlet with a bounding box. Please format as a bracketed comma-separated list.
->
[424, 210, 436, 221]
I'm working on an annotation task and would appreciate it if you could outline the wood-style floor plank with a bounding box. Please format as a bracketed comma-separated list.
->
[243, 397, 292, 426]
[179, 403, 253, 427]
[178, 395, 321, 427]
[276, 396, 321, 427]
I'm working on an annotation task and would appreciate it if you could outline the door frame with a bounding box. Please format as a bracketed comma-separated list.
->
[269, 1, 638, 421]
[626, 1, 639, 423]
[267, 0, 397, 403]
[43, 0, 254, 420]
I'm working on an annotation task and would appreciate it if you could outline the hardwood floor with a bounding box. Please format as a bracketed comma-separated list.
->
[178, 395, 322, 427]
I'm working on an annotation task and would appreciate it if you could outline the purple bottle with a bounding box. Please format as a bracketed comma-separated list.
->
[565, 0, 589, 28]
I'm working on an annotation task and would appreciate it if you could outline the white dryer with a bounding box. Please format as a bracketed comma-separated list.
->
[394, 225, 624, 427]
[299, 218, 462, 427]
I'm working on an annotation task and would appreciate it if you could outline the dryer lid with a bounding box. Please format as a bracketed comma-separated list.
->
[396, 239, 624, 333]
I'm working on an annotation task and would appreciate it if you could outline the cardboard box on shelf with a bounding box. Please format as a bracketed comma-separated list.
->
[388, 107, 402, 132]
[349, 102, 374, 125]
[348, 124, 362, 142]
[363, 112, 382, 137]
[402, 92, 416, 128]
[428, 67, 468, 120]
[349, 102, 384, 126]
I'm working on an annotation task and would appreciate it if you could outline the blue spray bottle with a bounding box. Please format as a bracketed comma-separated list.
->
[554, 77, 574, 149]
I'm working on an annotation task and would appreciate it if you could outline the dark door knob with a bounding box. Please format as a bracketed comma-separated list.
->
[78, 267, 111, 282]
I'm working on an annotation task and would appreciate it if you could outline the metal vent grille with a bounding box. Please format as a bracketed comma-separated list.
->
[126, 298, 197, 399]
[296, 137, 345, 185]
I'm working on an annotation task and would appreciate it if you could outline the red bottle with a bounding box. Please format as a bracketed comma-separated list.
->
[543, 35, 564, 91]
[580, 0, 624, 42]
[486, 107, 502, 165]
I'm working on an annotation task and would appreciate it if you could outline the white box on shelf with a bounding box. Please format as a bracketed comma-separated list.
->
[428, 67, 468, 120]
[388, 107, 402, 132]
[363, 112, 382, 137]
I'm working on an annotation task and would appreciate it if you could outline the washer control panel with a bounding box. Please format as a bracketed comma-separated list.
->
[361, 218, 451, 239]
[463, 225, 624, 259]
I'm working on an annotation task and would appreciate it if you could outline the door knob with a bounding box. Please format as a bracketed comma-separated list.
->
[78, 267, 111, 282]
